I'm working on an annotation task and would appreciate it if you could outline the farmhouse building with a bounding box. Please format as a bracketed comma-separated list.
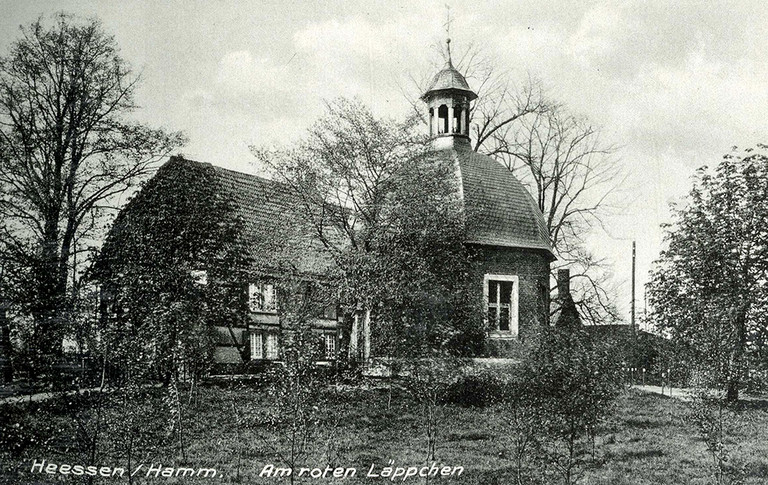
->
[99, 50, 554, 366]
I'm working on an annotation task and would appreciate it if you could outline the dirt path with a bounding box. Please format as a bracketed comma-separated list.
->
[632, 384, 691, 400]
[0, 387, 101, 406]
[0, 384, 163, 406]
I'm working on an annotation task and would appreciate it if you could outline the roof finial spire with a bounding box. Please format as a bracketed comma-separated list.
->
[444, 4, 453, 66]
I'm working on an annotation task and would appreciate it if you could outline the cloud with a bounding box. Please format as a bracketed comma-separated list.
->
[215, 51, 289, 96]
[181, 14, 441, 149]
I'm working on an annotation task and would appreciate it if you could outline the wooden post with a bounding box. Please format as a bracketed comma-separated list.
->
[348, 312, 359, 360]
[631, 241, 636, 335]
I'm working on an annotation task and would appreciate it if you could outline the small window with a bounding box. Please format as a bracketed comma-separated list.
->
[250, 332, 263, 360]
[485, 275, 519, 335]
[265, 333, 279, 360]
[324, 333, 336, 359]
[438, 105, 449, 134]
[465, 109, 470, 135]
[248, 283, 276, 313]
[453, 106, 462, 134]
[191, 270, 207, 285]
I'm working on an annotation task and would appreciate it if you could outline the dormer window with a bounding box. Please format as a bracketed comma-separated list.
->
[248, 282, 276, 313]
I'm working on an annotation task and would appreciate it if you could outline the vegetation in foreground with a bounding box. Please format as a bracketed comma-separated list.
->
[2, 384, 767, 485]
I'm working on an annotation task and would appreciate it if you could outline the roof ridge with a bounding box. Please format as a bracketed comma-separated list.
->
[167, 155, 282, 188]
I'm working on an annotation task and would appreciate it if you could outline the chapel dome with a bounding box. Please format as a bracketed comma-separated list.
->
[422, 44, 554, 259]
[441, 146, 555, 258]
[421, 61, 478, 101]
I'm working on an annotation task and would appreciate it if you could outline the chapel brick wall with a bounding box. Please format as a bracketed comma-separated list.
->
[470, 245, 551, 355]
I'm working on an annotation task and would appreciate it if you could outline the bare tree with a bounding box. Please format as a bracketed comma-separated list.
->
[485, 103, 624, 323]
[0, 13, 184, 361]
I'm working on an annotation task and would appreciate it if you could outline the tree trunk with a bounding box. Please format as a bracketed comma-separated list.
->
[726, 306, 748, 402]
[363, 309, 371, 361]
[31, 215, 70, 359]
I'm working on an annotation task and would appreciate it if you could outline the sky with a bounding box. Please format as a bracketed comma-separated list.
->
[2, 1, 768, 326]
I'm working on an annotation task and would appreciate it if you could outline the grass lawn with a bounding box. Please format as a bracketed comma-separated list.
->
[1, 382, 767, 484]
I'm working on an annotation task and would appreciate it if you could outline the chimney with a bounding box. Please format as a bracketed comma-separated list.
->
[557, 269, 570, 299]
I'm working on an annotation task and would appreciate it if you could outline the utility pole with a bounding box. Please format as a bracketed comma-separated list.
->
[631, 240, 636, 335]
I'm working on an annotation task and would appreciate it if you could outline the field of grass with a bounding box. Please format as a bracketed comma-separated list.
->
[1, 381, 767, 484]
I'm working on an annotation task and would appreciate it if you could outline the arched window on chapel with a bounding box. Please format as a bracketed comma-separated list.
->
[438, 105, 448, 134]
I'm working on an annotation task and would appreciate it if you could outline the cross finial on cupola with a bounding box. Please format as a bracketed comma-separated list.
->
[421, 8, 477, 149]
[444, 4, 453, 66]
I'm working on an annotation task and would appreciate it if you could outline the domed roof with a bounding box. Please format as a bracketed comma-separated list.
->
[440, 145, 554, 258]
[421, 61, 478, 101]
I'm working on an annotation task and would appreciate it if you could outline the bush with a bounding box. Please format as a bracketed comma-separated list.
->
[442, 368, 508, 407]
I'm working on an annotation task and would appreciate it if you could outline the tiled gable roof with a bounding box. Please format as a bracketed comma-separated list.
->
[162, 149, 553, 273]
[164, 157, 335, 276]
[443, 147, 554, 258]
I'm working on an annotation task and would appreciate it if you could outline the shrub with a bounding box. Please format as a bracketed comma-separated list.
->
[442, 369, 507, 407]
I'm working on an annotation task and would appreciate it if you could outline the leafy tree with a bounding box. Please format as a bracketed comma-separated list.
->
[648, 145, 768, 401]
[0, 13, 184, 362]
[687, 379, 746, 485]
[254, 98, 482, 361]
[520, 326, 622, 484]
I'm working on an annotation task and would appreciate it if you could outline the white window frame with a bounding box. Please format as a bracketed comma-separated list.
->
[250, 331, 279, 360]
[484, 274, 519, 338]
[248, 283, 277, 313]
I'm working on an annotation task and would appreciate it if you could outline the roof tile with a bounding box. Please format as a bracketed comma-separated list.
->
[444, 147, 554, 256]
